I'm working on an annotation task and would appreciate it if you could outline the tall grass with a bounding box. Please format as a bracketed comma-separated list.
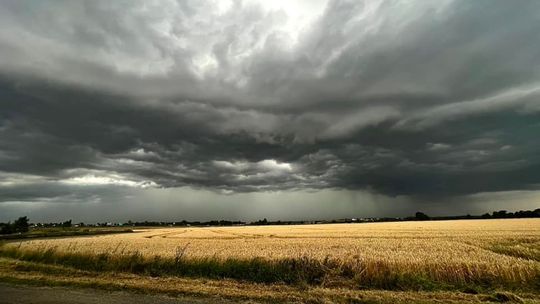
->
[0, 244, 324, 284]
[1, 244, 538, 291]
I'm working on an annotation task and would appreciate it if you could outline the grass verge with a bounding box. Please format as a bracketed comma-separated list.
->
[0, 244, 538, 292]
[1, 258, 538, 304]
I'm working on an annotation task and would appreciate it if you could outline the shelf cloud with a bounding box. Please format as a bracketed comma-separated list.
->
[1, 0, 539, 221]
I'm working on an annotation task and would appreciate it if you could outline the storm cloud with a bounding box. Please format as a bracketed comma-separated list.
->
[1, 0, 540, 221]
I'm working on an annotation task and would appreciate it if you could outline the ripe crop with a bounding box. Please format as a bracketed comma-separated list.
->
[4, 219, 539, 290]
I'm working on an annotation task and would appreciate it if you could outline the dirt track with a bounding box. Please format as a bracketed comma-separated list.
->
[0, 283, 246, 304]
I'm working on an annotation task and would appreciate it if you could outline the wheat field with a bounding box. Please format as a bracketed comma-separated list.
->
[7, 219, 539, 289]
[1, 218, 540, 302]
[14, 219, 540, 260]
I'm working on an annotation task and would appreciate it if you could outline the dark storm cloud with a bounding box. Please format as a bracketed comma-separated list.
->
[1, 0, 540, 205]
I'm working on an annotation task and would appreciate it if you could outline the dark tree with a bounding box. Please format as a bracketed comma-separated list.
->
[415, 212, 430, 221]
[492, 210, 508, 218]
[0, 222, 13, 234]
[13, 216, 29, 233]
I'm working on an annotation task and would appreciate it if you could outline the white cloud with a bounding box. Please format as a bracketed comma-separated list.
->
[60, 173, 157, 188]
[257, 159, 293, 172]
[0, 172, 49, 187]
[427, 143, 451, 151]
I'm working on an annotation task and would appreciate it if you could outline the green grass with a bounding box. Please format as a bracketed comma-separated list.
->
[1, 244, 538, 292]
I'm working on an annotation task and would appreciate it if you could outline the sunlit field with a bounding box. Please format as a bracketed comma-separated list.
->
[14, 219, 539, 260]
[5, 219, 539, 292]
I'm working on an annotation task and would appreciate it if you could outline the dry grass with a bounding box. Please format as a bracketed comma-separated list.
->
[4, 219, 540, 290]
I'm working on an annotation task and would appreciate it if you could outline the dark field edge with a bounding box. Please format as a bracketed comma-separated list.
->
[0, 229, 133, 240]
[0, 244, 539, 293]
[1, 258, 538, 304]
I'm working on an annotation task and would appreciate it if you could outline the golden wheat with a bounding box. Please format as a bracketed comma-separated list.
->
[9, 219, 540, 286]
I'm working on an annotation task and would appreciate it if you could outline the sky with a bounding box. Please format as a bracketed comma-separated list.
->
[1, 0, 540, 223]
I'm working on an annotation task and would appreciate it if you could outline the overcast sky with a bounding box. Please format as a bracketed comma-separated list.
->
[1, 0, 540, 223]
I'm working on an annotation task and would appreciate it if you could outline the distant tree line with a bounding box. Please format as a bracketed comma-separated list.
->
[481, 209, 540, 219]
[33, 219, 74, 228]
[126, 220, 246, 227]
[404, 209, 540, 221]
[1, 208, 539, 234]
[249, 208, 540, 226]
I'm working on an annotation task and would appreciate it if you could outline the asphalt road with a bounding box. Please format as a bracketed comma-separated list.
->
[0, 283, 242, 304]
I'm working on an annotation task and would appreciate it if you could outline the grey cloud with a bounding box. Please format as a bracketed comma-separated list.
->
[1, 0, 540, 214]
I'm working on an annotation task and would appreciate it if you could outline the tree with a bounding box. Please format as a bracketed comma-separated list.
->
[62, 219, 72, 228]
[415, 212, 430, 221]
[492, 210, 508, 218]
[0, 222, 13, 234]
[13, 216, 29, 233]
